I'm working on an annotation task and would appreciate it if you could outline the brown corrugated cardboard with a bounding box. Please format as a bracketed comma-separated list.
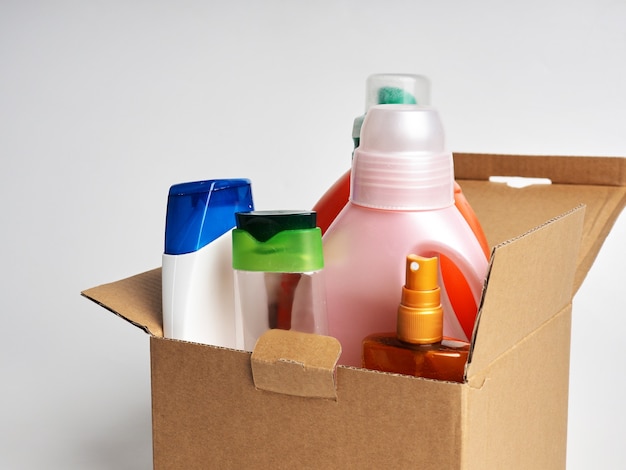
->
[82, 154, 626, 469]
[454, 153, 626, 291]
[251, 329, 341, 400]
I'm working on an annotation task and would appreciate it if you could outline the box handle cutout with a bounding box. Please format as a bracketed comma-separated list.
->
[251, 329, 341, 400]
[489, 176, 552, 188]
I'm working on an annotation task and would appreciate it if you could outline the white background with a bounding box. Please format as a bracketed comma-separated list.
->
[1, 1, 625, 468]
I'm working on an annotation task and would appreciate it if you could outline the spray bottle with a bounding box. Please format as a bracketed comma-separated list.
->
[362, 254, 470, 382]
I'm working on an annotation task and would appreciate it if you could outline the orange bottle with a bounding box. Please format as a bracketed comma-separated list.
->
[362, 254, 469, 382]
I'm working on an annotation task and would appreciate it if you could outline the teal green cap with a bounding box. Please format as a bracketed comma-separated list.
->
[232, 211, 324, 272]
[378, 86, 417, 105]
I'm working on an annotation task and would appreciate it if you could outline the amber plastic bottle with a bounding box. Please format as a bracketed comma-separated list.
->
[362, 254, 470, 382]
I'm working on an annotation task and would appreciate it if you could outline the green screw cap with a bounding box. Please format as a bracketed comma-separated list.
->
[232, 211, 323, 272]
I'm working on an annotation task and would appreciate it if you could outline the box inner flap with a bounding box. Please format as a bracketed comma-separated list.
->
[455, 154, 626, 292]
[466, 206, 585, 379]
[81, 268, 163, 336]
[454, 153, 626, 186]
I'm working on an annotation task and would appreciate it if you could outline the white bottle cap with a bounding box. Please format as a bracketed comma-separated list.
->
[351, 105, 454, 210]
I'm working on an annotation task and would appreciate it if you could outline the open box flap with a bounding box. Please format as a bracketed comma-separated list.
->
[82, 268, 163, 336]
[453, 153, 626, 186]
[465, 205, 585, 381]
[454, 153, 626, 293]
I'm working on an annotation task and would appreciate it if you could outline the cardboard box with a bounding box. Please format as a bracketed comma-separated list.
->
[82, 153, 626, 469]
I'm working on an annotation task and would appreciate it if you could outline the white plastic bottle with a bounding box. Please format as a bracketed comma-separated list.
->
[162, 179, 254, 348]
[322, 105, 489, 367]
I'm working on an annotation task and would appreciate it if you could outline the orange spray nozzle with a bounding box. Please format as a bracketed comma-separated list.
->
[397, 254, 443, 344]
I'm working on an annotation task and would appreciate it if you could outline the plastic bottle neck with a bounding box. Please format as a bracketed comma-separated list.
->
[350, 105, 454, 211]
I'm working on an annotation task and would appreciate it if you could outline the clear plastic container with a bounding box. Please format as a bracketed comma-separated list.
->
[232, 211, 328, 351]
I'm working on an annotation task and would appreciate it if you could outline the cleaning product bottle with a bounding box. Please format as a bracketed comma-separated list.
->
[162, 179, 254, 348]
[314, 73, 431, 233]
[362, 254, 469, 382]
[232, 210, 328, 351]
[312, 73, 490, 341]
[322, 104, 488, 367]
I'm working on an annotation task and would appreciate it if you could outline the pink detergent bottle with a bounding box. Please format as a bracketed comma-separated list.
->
[322, 104, 489, 367]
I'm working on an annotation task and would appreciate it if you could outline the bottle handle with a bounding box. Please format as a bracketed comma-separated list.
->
[436, 245, 487, 305]
[416, 239, 489, 341]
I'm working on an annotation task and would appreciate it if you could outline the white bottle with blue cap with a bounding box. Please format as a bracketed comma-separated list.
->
[162, 179, 254, 348]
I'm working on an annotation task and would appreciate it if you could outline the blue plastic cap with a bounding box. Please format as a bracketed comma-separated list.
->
[164, 178, 254, 255]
